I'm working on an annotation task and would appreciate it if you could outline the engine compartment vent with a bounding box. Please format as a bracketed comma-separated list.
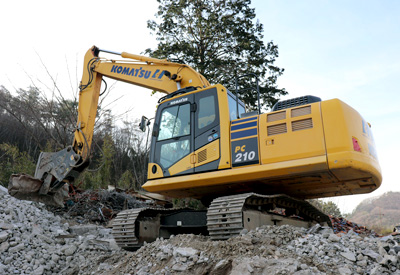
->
[267, 110, 286, 122]
[272, 95, 321, 111]
[267, 123, 287, 136]
[292, 118, 313, 131]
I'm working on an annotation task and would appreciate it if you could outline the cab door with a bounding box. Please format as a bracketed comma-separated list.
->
[149, 87, 221, 178]
[152, 94, 195, 177]
[193, 87, 221, 172]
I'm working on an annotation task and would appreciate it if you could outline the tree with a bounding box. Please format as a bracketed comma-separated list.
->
[146, 0, 287, 110]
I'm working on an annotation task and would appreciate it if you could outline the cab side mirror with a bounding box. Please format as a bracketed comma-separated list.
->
[139, 116, 148, 132]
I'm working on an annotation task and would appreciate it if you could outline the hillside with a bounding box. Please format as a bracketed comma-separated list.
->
[349, 192, 400, 234]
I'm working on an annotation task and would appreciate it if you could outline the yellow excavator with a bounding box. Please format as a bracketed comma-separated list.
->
[9, 46, 381, 250]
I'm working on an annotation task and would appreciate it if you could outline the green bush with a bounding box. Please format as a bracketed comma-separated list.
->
[0, 143, 35, 187]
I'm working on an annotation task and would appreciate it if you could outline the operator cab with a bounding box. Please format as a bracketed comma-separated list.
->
[146, 85, 245, 180]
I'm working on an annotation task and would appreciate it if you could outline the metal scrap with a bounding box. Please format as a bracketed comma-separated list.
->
[329, 215, 379, 237]
[48, 189, 151, 225]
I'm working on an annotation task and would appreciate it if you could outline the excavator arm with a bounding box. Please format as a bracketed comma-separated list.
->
[8, 46, 210, 206]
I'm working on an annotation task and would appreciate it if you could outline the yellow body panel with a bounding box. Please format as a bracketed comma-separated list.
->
[168, 153, 194, 176]
[143, 98, 382, 200]
[194, 139, 220, 167]
[147, 163, 163, 179]
[165, 138, 221, 177]
[321, 99, 382, 188]
[259, 103, 326, 164]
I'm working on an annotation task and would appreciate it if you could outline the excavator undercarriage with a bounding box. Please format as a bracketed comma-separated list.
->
[112, 193, 331, 250]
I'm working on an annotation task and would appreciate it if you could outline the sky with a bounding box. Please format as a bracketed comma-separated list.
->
[1, 0, 399, 213]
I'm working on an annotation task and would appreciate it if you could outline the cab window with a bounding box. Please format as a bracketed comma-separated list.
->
[198, 95, 216, 129]
[159, 140, 190, 168]
[228, 94, 246, 120]
[158, 104, 190, 141]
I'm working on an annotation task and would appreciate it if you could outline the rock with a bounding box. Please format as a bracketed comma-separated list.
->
[307, 224, 321, 234]
[328, 234, 340, 242]
[346, 229, 357, 236]
[69, 225, 98, 236]
[380, 255, 398, 266]
[340, 252, 356, 262]
[357, 260, 368, 267]
[173, 247, 198, 257]
[0, 185, 7, 193]
[33, 265, 45, 275]
[379, 245, 389, 256]
[215, 259, 230, 270]
[0, 222, 13, 230]
[8, 243, 24, 253]
[362, 249, 381, 261]
[300, 264, 308, 270]
[62, 244, 77, 256]
[0, 231, 8, 242]
[171, 263, 187, 272]
[338, 267, 352, 274]
[0, 241, 10, 253]
[381, 235, 393, 242]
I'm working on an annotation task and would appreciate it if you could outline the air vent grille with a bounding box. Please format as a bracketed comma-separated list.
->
[267, 123, 287, 136]
[291, 106, 311, 117]
[198, 149, 207, 163]
[271, 95, 321, 111]
[267, 111, 286, 122]
[292, 118, 313, 131]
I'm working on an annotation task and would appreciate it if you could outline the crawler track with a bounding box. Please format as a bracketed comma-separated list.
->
[112, 208, 143, 250]
[112, 207, 207, 250]
[207, 193, 331, 240]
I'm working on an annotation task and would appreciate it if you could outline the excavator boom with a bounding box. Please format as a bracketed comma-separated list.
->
[8, 46, 210, 206]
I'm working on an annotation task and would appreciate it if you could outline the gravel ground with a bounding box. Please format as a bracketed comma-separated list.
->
[1, 185, 400, 275]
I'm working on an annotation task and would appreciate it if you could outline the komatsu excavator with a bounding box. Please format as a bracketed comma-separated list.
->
[9, 46, 382, 250]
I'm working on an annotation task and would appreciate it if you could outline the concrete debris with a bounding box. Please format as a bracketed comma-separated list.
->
[79, 223, 400, 275]
[0, 189, 119, 275]
[2, 185, 400, 274]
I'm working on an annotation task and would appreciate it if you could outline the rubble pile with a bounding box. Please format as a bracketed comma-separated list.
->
[2, 184, 400, 275]
[83, 224, 400, 275]
[0, 186, 121, 275]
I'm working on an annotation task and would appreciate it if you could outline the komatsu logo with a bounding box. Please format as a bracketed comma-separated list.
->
[111, 65, 165, 80]
[169, 98, 188, 105]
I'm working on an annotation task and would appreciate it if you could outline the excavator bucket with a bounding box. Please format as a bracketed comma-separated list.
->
[8, 174, 69, 207]
[8, 146, 82, 207]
